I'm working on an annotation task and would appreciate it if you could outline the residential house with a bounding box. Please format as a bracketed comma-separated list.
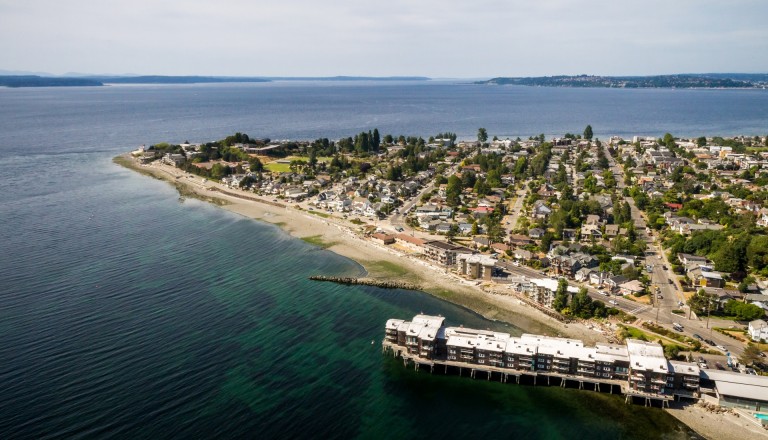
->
[589, 271, 611, 287]
[532, 201, 552, 220]
[618, 280, 645, 296]
[748, 320, 768, 342]
[371, 233, 395, 245]
[688, 268, 725, 288]
[575, 267, 594, 283]
[509, 234, 533, 247]
[513, 248, 534, 263]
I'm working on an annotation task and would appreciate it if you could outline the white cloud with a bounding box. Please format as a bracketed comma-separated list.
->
[1, 0, 767, 76]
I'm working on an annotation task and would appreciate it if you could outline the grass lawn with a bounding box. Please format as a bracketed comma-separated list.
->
[263, 155, 333, 173]
[306, 210, 330, 219]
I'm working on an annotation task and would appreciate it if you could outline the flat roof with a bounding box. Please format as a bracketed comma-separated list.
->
[595, 343, 629, 363]
[668, 360, 700, 377]
[626, 339, 668, 373]
[701, 369, 768, 402]
[457, 254, 497, 265]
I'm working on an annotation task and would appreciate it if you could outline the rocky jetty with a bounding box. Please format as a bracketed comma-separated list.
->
[309, 275, 421, 291]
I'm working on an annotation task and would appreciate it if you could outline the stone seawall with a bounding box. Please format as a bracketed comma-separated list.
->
[310, 275, 421, 291]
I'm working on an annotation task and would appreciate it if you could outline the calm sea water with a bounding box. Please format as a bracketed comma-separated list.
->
[3, 81, 765, 439]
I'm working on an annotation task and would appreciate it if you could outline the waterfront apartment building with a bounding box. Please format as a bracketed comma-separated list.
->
[385, 315, 445, 359]
[385, 314, 699, 399]
[422, 240, 475, 267]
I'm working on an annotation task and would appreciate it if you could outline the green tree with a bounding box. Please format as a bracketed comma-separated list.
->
[583, 124, 593, 140]
[446, 175, 462, 206]
[688, 289, 718, 315]
[540, 232, 554, 252]
[210, 163, 230, 180]
[249, 157, 264, 172]
[372, 128, 381, 151]
[477, 127, 488, 143]
[602, 169, 616, 189]
[553, 279, 569, 312]
[663, 133, 676, 148]
[571, 288, 594, 318]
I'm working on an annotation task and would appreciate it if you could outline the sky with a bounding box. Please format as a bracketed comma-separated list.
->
[1, 0, 767, 77]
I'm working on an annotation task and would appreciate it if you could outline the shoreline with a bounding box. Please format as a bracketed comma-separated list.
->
[114, 154, 767, 440]
[113, 154, 597, 340]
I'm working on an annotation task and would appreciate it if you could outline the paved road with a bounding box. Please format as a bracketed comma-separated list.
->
[602, 144, 742, 357]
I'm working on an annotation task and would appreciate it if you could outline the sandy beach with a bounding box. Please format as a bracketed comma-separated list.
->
[117, 155, 601, 340]
[115, 154, 767, 440]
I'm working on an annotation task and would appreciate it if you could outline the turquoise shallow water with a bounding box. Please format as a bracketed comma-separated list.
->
[1, 82, 751, 438]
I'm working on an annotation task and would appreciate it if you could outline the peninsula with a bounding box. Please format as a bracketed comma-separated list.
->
[0, 74, 429, 88]
[118, 128, 768, 439]
[477, 73, 768, 88]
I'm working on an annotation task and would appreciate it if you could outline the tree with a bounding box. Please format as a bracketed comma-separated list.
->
[446, 223, 459, 241]
[688, 289, 718, 315]
[540, 232, 553, 252]
[739, 343, 764, 366]
[553, 279, 569, 312]
[583, 124, 593, 140]
[446, 175, 462, 206]
[249, 157, 264, 172]
[372, 128, 381, 151]
[477, 127, 488, 143]
[663, 133, 676, 148]
[571, 288, 594, 318]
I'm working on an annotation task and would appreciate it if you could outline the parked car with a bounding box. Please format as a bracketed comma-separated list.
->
[716, 344, 727, 352]
[692, 334, 703, 340]
[609, 300, 618, 306]
[704, 339, 716, 346]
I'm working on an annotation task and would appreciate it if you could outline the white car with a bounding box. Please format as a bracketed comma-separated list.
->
[609, 300, 618, 306]
[716, 345, 727, 352]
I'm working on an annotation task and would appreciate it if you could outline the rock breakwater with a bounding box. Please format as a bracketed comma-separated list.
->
[309, 275, 421, 291]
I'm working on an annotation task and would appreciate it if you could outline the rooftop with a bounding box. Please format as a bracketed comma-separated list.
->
[626, 339, 668, 373]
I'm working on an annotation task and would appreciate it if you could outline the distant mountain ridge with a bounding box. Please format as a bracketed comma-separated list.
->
[0, 74, 431, 87]
[478, 74, 768, 88]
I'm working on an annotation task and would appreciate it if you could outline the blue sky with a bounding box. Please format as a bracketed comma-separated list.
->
[1, 0, 767, 77]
